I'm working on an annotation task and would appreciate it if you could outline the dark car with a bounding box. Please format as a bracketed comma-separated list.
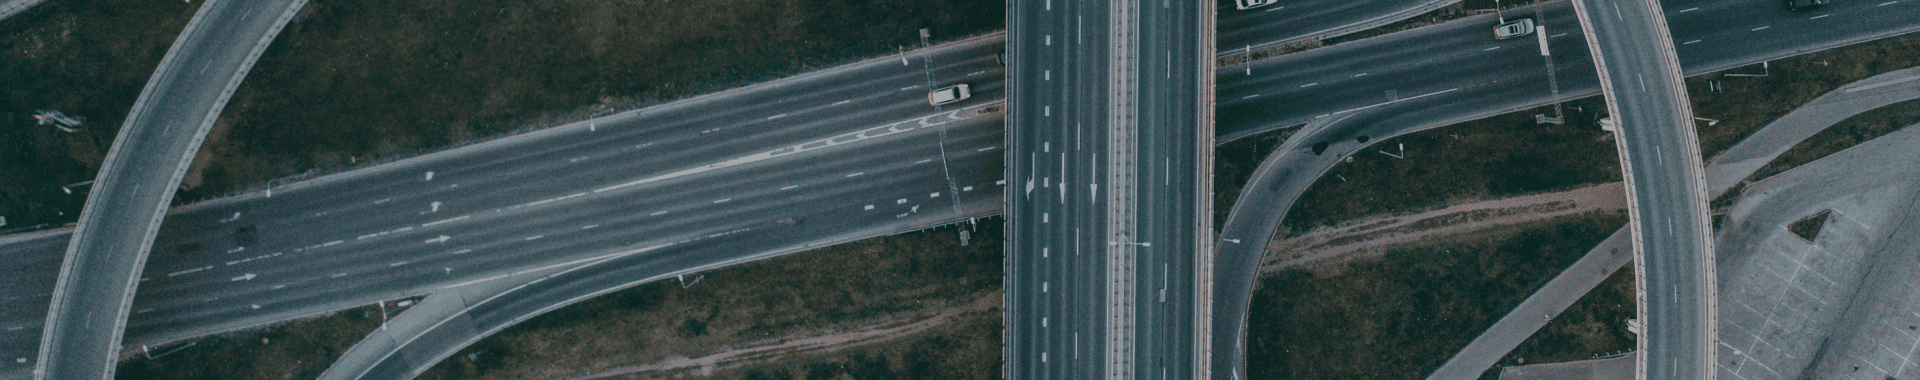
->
[1785, 0, 1828, 11]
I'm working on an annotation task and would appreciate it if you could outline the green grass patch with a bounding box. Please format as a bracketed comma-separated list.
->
[417, 218, 1003, 379]
[1477, 264, 1637, 379]
[1690, 33, 1920, 161]
[1245, 212, 1627, 380]
[1213, 124, 1301, 228]
[1279, 96, 1621, 237]
[1750, 98, 1920, 182]
[0, 0, 201, 230]
[727, 310, 1002, 380]
[1788, 209, 1831, 243]
[114, 299, 411, 380]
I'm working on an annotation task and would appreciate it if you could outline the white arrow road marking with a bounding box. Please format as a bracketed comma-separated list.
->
[231, 273, 257, 282]
[425, 235, 451, 244]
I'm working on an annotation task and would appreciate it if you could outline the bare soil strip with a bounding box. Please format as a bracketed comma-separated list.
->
[1264, 182, 1626, 272]
[575, 291, 1001, 379]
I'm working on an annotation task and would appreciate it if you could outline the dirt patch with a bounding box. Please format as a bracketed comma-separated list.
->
[579, 291, 999, 379]
[1267, 182, 1626, 272]
[1788, 209, 1831, 243]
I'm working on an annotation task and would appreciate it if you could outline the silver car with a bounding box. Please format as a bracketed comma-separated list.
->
[1494, 18, 1536, 40]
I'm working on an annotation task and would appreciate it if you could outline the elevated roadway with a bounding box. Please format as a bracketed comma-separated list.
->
[1209, 0, 1920, 377]
[1005, 0, 1114, 377]
[0, 37, 1010, 379]
[1569, 0, 1715, 377]
[34, 0, 309, 377]
[1131, 0, 1213, 378]
[0, 0, 1914, 376]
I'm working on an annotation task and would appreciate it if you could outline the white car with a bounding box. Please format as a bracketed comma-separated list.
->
[928, 84, 971, 106]
[1494, 18, 1536, 40]
[1237, 0, 1279, 10]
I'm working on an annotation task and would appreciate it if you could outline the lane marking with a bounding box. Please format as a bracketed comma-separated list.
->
[526, 235, 545, 241]
[454, 249, 473, 254]
[978, 146, 998, 152]
[1847, 74, 1920, 93]
[424, 171, 434, 181]
[592, 109, 972, 194]
[1332, 88, 1459, 115]
[713, 198, 732, 204]
[1881, 1, 1897, 5]
[833, 100, 851, 105]
[389, 261, 409, 267]
[423, 215, 470, 227]
[864, 205, 875, 210]
[1683, 40, 1702, 45]
[1243, 94, 1260, 99]
[1751, 26, 1770, 31]
[1300, 82, 1319, 87]
[1679, 7, 1698, 12]
[1810, 14, 1831, 19]
[780, 185, 799, 190]
[651, 210, 670, 216]
[915, 159, 933, 164]
[767, 113, 787, 120]
[1484, 46, 1500, 51]
[1353, 73, 1368, 77]
[323, 240, 343, 247]
[581, 224, 599, 230]
[847, 172, 865, 177]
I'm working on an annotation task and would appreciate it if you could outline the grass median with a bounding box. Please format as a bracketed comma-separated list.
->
[1245, 212, 1628, 379]
[1749, 98, 1920, 182]
[1278, 96, 1621, 238]
[415, 219, 1003, 379]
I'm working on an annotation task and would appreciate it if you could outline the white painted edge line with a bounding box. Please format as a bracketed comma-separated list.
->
[422, 215, 470, 227]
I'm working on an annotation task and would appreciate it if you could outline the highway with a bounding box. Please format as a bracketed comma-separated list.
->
[1217, 0, 1459, 54]
[0, 37, 1011, 379]
[0, 0, 1914, 376]
[332, 110, 1009, 379]
[33, 0, 308, 377]
[1208, 0, 1920, 378]
[1569, 0, 1715, 377]
[1004, 0, 1113, 377]
[1130, 0, 1212, 378]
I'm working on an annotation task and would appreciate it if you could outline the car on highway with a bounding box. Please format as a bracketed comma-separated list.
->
[1784, 0, 1828, 11]
[928, 84, 971, 106]
[1494, 18, 1536, 40]
[1236, 0, 1279, 10]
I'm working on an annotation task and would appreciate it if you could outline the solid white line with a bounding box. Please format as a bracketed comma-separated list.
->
[1484, 46, 1500, 51]
[422, 215, 470, 227]
[846, 172, 865, 177]
[651, 211, 670, 216]
[454, 249, 473, 254]
[767, 114, 787, 120]
[581, 224, 599, 229]
[1333, 88, 1460, 115]
[833, 100, 851, 105]
[389, 261, 409, 267]
[323, 240, 343, 247]
[1243, 94, 1260, 100]
[780, 185, 799, 190]
[1679, 7, 1698, 12]
[1353, 73, 1368, 77]
[978, 146, 998, 152]
[1683, 40, 1702, 45]
[1810, 14, 1831, 19]
[527, 199, 556, 206]
[525, 235, 545, 241]
[1881, 1, 1897, 5]
[1752, 26, 1770, 31]
[713, 198, 732, 203]
[1300, 82, 1319, 87]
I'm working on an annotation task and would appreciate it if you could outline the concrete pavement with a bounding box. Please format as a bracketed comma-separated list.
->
[34, 0, 309, 377]
[1705, 65, 1920, 195]
[1714, 123, 1920, 379]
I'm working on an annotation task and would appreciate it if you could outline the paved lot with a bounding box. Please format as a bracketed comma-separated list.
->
[1715, 123, 1920, 380]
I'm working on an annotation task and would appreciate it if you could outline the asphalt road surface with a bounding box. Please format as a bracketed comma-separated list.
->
[1217, 0, 1455, 53]
[1570, 0, 1715, 377]
[0, 0, 1915, 376]
[0, 36, 1010, 379]
[33, 0, 308, 377]
[1208, 0, 1920, 377]
[1131, 0, 1212, 378]
[1005, 0, 1113, 377]
[340, 110, 1009, 379]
